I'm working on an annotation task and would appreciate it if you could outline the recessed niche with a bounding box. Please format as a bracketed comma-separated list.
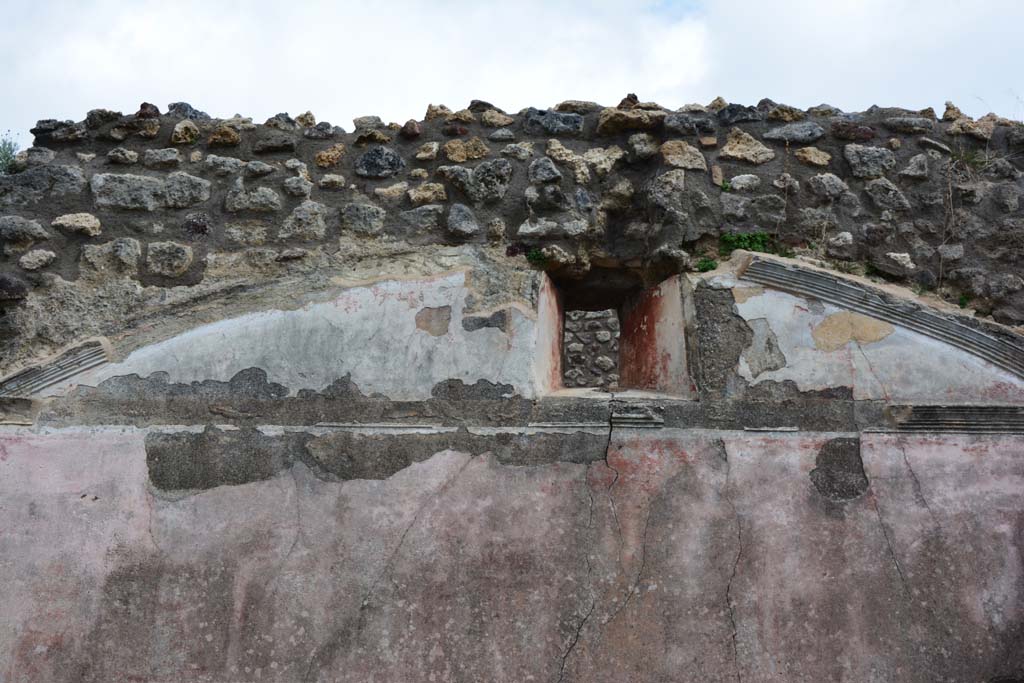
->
[534, 269, 695, 398]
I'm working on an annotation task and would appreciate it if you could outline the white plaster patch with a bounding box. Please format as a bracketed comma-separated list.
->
[63, 272, 540, 400]
[733, 288, 1024, 402]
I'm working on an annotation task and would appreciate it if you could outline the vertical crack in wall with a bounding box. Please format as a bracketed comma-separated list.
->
[854, 340, 891, 401]
[604, 396, 624, 567]
[301, 454, 474, 683]
[898, 438, 940, 529]
[720, 439, 744, 683]
[144, 487, 164, 556]
[556, 464, 598, 682]
[869, 492, 912, 599]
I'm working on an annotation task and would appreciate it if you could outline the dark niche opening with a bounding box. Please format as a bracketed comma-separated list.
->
[536, 268, 695, 398]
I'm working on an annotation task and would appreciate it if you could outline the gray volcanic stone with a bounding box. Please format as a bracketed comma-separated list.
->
[85, 108, 121, 129]
[629, 133, 660, 159]
[0, 216, 49, 252]
[883, 116, 933, 134]
[265, 113, 297, 130]
[245, 161, 276, 177]
[664, 112, 716, 135]
[525, 184, 569, 212]
[763, 121, 825, 144]
[354, 146, 406, 178]
[47, 121, 89, 143]
[143, 148, 181, 169]
[304, 122, 337, 140]
[528, 157, 562, 184]
[224, 178, 282, 212]
[516, 216, 586, 239]
[107, 147, 139, 165]
[0, 165, 87, 206]
[523, 108, 584, 136]
[52, 212, 101, 237]
[146, 241, 193, 277]
[81, 236, 142, 275]
[844, 144, 896, 178]
[438, 159, 514, 205]
[279, 200, 328, 240]
[30, 119, 71, 136]
[283, 176, 314, 198]
[808, 173, 849, 199]
[205, 155, 245, 176]
[920, 137, 952, 154]
[721, 193, 750, 220]
[717, 103, 762, 125]
[167, 102, 210, 120]
[253, 132, 296, 154]
[447, 203, 480, 237]
[19, 147, 56, 168]
[646, 169, 688, 216]
[488, 128, 515, 142]
[899, 153, 930, 179]
[90, 173, 165, 210]
[352, 115, 384, 130]
[825, 231, 856, 260]
[501, 143, 533, 161]
[341, 202, 386, 235]
[18, 249, 56, 271]
[728, 174, 761, 192]
[865, 178, 910, 211]
[164, 172, 211, 208]
[399, 204, 445, 232]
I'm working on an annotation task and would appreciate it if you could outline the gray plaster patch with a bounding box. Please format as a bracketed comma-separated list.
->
[693, 284, 752, 398]
[144, 423, 611, 493]
[809, 437, 868, 501]
[431, 378, 515, 400]
[146, 426, 310, 491]
[742, 318, 786, 378]
[462, 309, 509, 333]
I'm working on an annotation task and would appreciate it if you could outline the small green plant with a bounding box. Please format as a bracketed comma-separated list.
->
[526, 247, 547, 267]
[696, 256, 718, 272]
[830, 260, 859, 274]
[720, 179, 732, 192]
[864, 262, 881, 277]
[719, 231, 772, 255]
[951, 146, 985, 170]
[0, 130, 18, 175]
[958, 293, 970, 309]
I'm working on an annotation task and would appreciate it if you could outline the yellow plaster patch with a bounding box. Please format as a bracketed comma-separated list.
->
[732, 286, 764, 304]
[812, 311, 894, 352]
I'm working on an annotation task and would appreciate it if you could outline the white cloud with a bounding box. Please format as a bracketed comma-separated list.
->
[0, 0, 1021, 148]
[697, 0, 1024, 118]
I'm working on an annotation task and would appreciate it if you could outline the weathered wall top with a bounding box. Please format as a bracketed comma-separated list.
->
[1, 94, 1023, 372]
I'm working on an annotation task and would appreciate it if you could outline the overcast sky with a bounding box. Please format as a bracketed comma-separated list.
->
[2, 0, 1023, 146]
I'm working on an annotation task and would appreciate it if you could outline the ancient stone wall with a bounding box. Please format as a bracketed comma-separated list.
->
[2, 95, 1023, 369]
[2, 96, 1024, 683]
